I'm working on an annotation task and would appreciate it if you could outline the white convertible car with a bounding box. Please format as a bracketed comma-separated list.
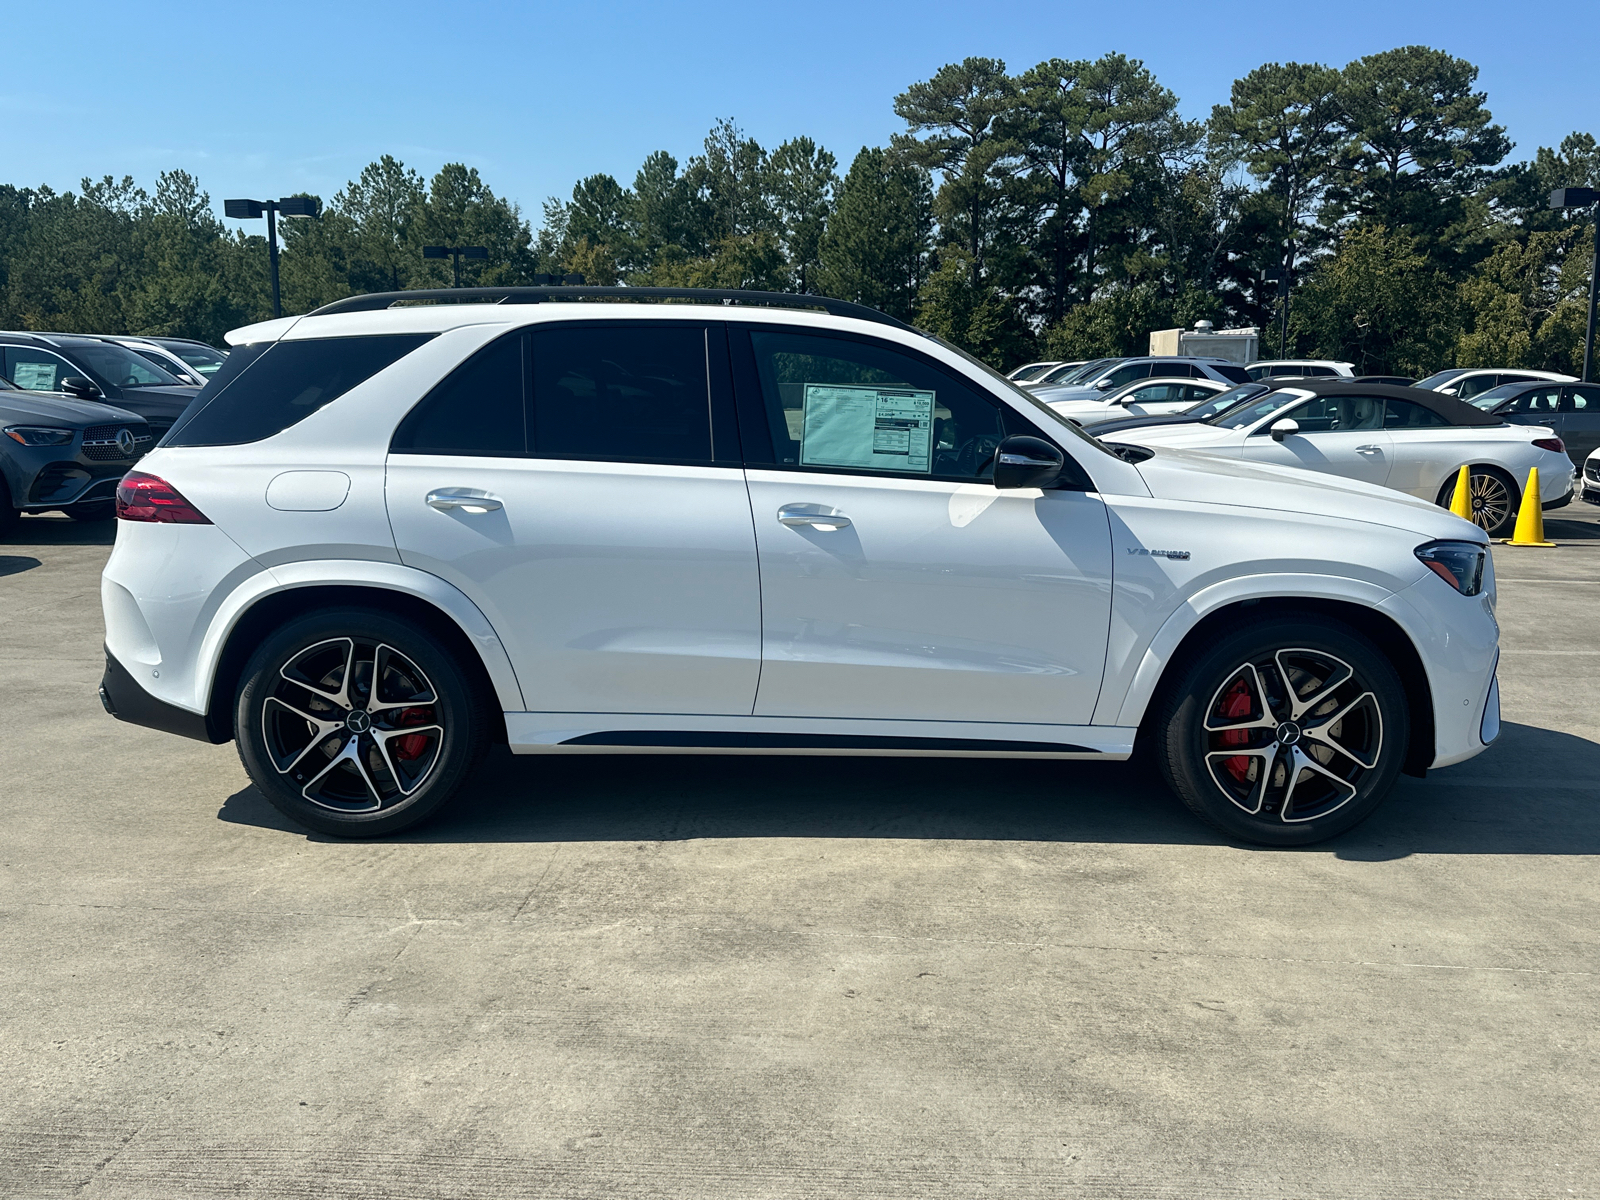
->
[1100, 380, 1575, 537]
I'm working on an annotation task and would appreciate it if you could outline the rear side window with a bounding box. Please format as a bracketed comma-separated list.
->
[1214, 365, 1253, 384]
[392, 334, 525, 454]
[165, 334, 432, 447]
[528, 324, 711, 462]
[1384, 399, 1451, 428]
[391, 322, 717, 464]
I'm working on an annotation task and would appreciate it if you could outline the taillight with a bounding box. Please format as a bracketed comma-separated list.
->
[1533, 436, 1565, 454]
[115, 471, 212, 524]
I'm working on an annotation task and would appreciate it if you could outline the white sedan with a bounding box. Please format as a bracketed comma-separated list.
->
[1100, 381, 1576, 537]
[1047, 376, 1232, 427]
[1583, 446, 1600, 505]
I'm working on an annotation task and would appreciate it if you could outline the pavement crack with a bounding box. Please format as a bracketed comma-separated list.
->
[74, 1119, 144, 1194]
[511, 847, 561, 922]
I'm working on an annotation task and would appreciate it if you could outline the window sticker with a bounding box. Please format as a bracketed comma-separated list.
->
[800, 384, 934, 473]
[12, 362, 60, 391]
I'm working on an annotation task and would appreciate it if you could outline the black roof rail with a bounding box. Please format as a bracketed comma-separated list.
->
[306, 286, 915, 330]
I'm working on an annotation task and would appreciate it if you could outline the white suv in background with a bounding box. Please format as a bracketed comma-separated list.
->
[100, 287, 1502, 846]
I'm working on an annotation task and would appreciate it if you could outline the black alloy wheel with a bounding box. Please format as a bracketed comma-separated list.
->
[236, 608, 490, 837]
[1155, 617, 1409, 845]
[1436, 465, 1519, 538]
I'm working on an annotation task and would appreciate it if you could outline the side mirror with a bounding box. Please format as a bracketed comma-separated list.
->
[993, 435, 1065, 490]
[61, 376, 101, 399]
[1093, 377, 1114, 390]
[1269, 418, 1299, 442]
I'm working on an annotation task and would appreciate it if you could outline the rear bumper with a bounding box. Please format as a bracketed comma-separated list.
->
[99, 648, 229, 744]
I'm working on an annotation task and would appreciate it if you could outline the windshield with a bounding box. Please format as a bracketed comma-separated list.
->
[929, 336, 1116, 457]
[1467, 383, 1523, 410]
[1413, 369, 1468, 390]
[1039, 358, 1111, 385]
[1183, 382, 1269, 420]
[66, 341, 184, 388]
[170, 344, 227, 375]
[1010, 363, 1053, 381]
[1207, 388, 1299, 429]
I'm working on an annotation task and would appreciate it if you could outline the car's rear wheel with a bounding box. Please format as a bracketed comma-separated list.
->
[1436, 465, 1519, 538]
[1154, 617, 1410, 846]
[235, 607, 490, 837]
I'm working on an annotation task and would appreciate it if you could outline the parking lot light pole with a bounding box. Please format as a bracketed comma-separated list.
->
[224, 196, 323, 319]
[423, 245, 489, 288]
[1550, 187, 1600, 382]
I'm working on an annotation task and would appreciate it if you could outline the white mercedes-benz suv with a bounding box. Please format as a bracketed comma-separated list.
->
[99, 287, 1502, 846]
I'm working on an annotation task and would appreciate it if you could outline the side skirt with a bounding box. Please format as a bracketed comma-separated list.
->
[504, 712, 1135, 759]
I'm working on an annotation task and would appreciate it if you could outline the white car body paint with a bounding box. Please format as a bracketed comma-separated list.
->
[1048, 377, 1230, 428]
[104, 301, 1500, 775]
[1106, 395, 1576, 505]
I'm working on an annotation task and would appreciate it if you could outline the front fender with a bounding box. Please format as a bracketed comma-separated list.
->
[197, 559, 526, 714]
[1100, 572, 1400, 728]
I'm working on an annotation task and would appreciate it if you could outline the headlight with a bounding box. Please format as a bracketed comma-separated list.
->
[3, 425, 75, 446]
[1415, 539, 1487, 596]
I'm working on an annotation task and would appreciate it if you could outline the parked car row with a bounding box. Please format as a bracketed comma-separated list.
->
[0, 329, 223, 528]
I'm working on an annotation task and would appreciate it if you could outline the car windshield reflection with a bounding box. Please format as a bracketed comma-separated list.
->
[1206, 389, 1298, 429]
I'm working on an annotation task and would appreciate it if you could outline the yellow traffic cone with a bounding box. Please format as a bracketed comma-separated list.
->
[1501, 466, 1556, 547]
[1448, 465, 1472, 520]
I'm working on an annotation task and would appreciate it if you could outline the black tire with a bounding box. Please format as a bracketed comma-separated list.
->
[1154, 616, 1410, 846]
[67, 500, 116, 522]
[1436, 465, 1519, 538]
[0, 476, 19, 536]
[235, 607, 491, 837]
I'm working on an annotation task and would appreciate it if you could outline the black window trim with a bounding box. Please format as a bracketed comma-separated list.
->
[727, 322, 1096, 491]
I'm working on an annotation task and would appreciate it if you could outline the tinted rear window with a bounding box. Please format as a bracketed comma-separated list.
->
[1214, 365, 1252, 384]
[165, 334, 433, 447]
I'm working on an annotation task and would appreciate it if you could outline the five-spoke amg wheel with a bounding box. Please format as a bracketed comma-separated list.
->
[236, 608, 489, 837]
[1436, 465, 1518, 538]
[1156, 617, 1409, 845]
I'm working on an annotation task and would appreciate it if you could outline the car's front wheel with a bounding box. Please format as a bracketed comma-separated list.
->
[1154, 616, 1410, 846]
[235, 607, 490, 837]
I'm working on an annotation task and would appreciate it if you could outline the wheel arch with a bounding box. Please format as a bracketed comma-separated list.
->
[200, 567, 523, 744]
[1118, 591, 1436, 779]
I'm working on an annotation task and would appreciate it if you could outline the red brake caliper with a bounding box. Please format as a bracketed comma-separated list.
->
[1218, 678, 1255, 783]
[392, 706, 434, 762]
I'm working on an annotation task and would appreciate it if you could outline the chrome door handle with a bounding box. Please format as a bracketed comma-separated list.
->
[1356, 445, 1382, 454]
[778, 507, 851, 530]
[426, 488, 503, 513]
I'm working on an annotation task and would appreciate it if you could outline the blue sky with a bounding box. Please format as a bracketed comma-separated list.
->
[5, 0, 1595, 227]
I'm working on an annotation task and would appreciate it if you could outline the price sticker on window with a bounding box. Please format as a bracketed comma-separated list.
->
[800, 385, 934, 473]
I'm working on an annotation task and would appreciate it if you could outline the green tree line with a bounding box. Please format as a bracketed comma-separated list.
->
[0, 44, 1594, 375]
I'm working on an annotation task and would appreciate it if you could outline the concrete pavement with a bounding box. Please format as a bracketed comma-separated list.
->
[1, 504, 1597, 1198]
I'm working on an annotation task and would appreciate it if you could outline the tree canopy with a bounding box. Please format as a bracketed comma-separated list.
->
[0, 45, 1592, 376]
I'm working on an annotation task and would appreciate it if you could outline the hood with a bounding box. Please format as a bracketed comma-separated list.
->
[1032, 384, 1107, 403]
[101, 386, 200, 426]
[0, 389, 147, 428]
[1090, 413, 1206, 436]
[1047, 397, 1120, 418]
[1133, 445, 1478, 540]
[1103, 421, 1239, 449]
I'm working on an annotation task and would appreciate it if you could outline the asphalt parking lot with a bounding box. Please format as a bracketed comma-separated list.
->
[2, 504, 1598, 1199]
